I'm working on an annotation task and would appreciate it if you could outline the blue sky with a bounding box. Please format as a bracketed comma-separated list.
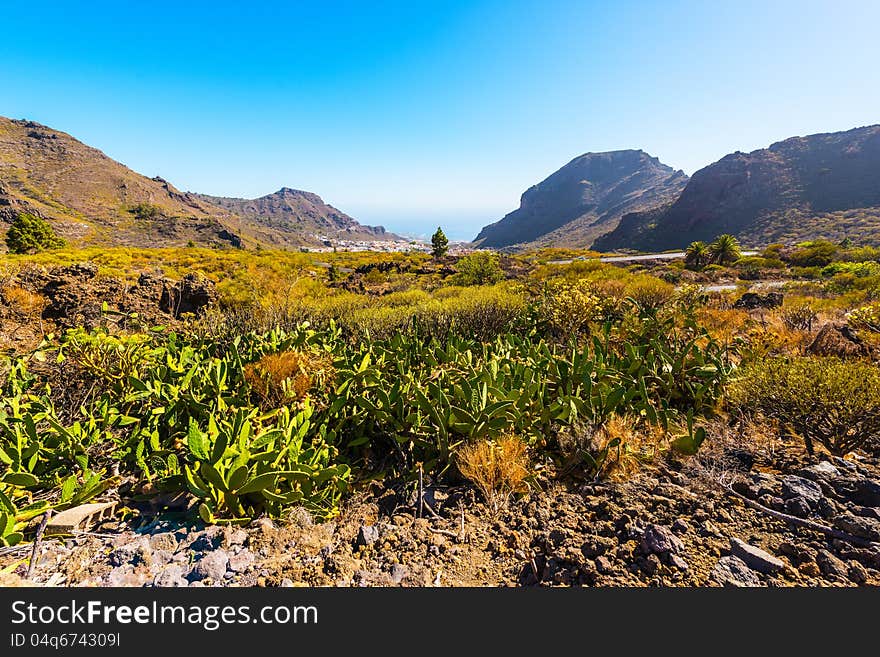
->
[2, 0, 879, 240]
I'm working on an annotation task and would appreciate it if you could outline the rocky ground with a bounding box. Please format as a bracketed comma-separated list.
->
[2, 436, 879, 588]
[0, 262, 217, 352]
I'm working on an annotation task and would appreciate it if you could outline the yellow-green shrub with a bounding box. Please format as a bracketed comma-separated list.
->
[728, 356, 880, 456]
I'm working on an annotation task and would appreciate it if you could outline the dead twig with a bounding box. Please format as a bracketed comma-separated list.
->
[725, 485, 879, 549]
[417, 464, 424, 519]
[428, 527, 459, 539]
[459, 503, 465, 541]
[26, 509, 53, 580]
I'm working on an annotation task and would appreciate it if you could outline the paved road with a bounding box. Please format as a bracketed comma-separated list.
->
[547, 250, 758, 265]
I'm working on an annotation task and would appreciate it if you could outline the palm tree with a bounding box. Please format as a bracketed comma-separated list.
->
[708, 234, 742, 266]
[684, 241, 710, 269]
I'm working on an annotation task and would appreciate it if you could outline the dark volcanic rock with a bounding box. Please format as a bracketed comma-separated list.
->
[160, 273, 218, 317]
[733, 292, 784, 310]
[780, 475, 823, 507]
[729, 538, 784, 574]
[640, 524, 684, 556]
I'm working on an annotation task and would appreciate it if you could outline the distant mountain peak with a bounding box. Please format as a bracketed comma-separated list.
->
[474, 149, 687, 249]
[596, 124, 880, 251]
[0, 114, 394, 249]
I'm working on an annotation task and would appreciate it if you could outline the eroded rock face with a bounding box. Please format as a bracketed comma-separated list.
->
[160, 273, 218, 317]
[0, 263, 219, 329]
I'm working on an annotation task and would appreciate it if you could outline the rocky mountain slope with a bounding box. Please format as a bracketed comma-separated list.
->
[596, 125, 880, 251]
[473, 150, 688, 250]
[195, 188, 391, 247]
[0, 116, 390, 249]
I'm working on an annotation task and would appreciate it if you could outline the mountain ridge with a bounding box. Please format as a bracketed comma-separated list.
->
[595, 124, 880, 251]
[0, 116, 392, 250]
[473, 149, 688, 250]
[193, 188, 390, 247]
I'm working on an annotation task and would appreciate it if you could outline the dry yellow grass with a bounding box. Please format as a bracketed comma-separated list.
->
[456, 435, 531, 512]
[243, 350, 336, 407]
[694, 308, 750, 345]
[1, 285, 47, 317]
[589, 415, 667, 480]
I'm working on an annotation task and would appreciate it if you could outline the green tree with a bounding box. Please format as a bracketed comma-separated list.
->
[708, 234, 742, 266]
[5, 212, 66, 254]
[684, 241, 710, 269]
[453, 251, 504, 286]
[431, 226, 448, 259]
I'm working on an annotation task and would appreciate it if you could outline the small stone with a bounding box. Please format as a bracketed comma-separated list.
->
[640, 524, 684, 555]
[781, 475, 823, 506]
[153, 565, 189, 587]
[732, 480, 759, 499]
[642, 554, 661, 575]
[280, 578, 295, 587]
[855, 506, 880, 521]
[109, 538, 152, 567]
[851, 479, 880, 507]
[668, 554, 689, 572]
[671, 518, 691, 534]
[148, 532, 179, 552]
[817, 497, 837, 519]
[227, 549, 255, 573]
[729, 538, 784, 574]
[189, 551, 229, 582]
[250, 518, 275, 534]
[390, 564, 408, 585]
[595, 556, 615, 574]
[784, 497, 812, 518]
[108, 566, 148, 587]
[356, 525, 380, 547]
[189, 580, 205, 588]
[700, 520, 721, 537]
[190, 526, 224, 551]
[798, 461, 840, 481]
[847, 561, 869, 585]
[150, 550, 175, 567]
[778, 541, 816, 564]
[816, 550, 849, 581]
[799, 561, 821, 578]
[833, 515, 880, 542]
[711, 556, 761, 587]
[225, 529, 249, 547]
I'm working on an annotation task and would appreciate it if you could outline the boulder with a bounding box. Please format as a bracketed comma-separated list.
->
[733, 292, 783, 310]
[807, 323, 870, 358]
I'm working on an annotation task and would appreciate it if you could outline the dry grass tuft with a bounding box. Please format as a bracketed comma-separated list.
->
[243, 350, 336, 407]
[681, 418, 785, 489]
[590, 415, 667, 480]
[1, 285, 47, 318]
[456, 435, 531, 513]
